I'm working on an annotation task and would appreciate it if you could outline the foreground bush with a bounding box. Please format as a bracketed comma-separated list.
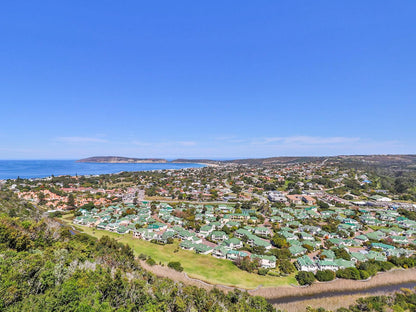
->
[296, 271, 316, 285]
[168, 261, 184, 272]
[315, 270, 335, 282]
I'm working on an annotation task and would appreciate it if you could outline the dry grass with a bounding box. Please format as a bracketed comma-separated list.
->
[250, 268, 416, 298]
[275, 293, 379, 312]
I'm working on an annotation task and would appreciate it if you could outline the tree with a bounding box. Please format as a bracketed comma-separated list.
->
[38, 192, 46, 205]
[295, 271, 316, 285]
[279, 260, 296, 274]
[272, 235, 288, 248]
[334, 248, 351, 261]
[317, 200, 329, 209]
[67, 194, 75, 208]
[231, 185, 242, 194]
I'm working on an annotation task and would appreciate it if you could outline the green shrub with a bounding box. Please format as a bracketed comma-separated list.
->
[168, 261, 183, 272]
[315, 270, 335, 282]
[359, 269, 370, 280]
[258, 268, 268, 276]
[146, 257, 156, 266]
[336, 267, 360, 280]
[295, 271, 316, 285]
[279, 260, 295, 274]
[138, 253, 147, 260]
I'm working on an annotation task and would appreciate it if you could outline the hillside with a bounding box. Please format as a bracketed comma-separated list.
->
[0, 197, 274, 312]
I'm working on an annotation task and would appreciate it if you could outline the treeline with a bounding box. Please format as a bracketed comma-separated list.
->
[0, 213, 275, 311]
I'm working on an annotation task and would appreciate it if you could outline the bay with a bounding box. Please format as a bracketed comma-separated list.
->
[0, 160, 204, 180]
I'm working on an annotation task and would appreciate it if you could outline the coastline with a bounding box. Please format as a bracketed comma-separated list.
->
[0, 160, 205, 180]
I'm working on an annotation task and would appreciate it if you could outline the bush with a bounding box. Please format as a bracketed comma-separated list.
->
[48, 211, 63, 218]
[146, 257, 156, 266]
[359, 269, 370, 280]
[279, 260, 296, 274]
[138, 253, 147, 260]
[315, 270, 335, 282]
[295, 271, 316, 285]
[168, 261, 183, 272]
[258, 268, 268, 276]
[336, 267, 360, 280]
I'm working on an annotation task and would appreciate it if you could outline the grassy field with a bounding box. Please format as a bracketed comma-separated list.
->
[61, 215, 296, 289]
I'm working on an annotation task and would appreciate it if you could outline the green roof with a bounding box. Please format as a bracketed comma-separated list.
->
[297, 255, 315, 266]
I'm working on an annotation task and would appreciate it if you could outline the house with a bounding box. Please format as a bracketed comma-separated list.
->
[388, 236, 409, 245]
[334, 258, 355, 269]
[210, 231, 228, 242]
[251, 254, 277, 269]
[226, 250, 249, 261]
[212, 246, 228, 259]
[296, 255, 317, 272]
[254, 226, 272, 237]
[299, 232, 314, 241]
[289, 245, 307, 257]
[286, 195, 304, 205]
[317, 260, 338, 271]
[371, 242, 395, 251]
[224, 238, 243, 249]
[180, 240, 195, 250]
[369, 195, 392, 202]
[320, 249, 335, 260]
[247, 235, 272, 250]
[199, 224, 214, 237]
[194, 243, 214, 255]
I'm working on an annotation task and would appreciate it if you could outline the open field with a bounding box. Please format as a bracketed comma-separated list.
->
[61, 216, 296, 289]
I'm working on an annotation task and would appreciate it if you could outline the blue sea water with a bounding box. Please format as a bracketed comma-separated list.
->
[0, 160, 205, 180]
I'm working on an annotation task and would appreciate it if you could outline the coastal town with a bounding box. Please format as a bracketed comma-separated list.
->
[4, 157, 416, 284]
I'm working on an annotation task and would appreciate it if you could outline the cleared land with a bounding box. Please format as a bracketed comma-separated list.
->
[61, 217, 296, 289]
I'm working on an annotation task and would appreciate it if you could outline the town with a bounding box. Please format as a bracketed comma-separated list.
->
[4, 157, 416, 285]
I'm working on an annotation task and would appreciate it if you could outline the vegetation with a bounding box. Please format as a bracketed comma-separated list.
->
[315, 270, 335, 282]
[167, 261, 184, 272]
[0, 212, 275, 311]
[61, 218, 297, 288]
[295, 271, 316, 285]
[306, 287, 416, 312]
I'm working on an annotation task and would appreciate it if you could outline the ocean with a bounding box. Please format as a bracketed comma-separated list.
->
[0, 160, 205, 180]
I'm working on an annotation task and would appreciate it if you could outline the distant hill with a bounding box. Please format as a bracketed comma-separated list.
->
[77, 154, 416, 168]
[77, 156, 167, 163]
[171, 159, 220, 164]
[224, 156, 324, 165]
[332, 154, 416, 172]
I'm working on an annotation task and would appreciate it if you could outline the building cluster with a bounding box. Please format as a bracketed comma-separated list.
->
[73, 197, 416, 273]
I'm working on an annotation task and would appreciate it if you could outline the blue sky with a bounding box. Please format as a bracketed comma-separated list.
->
[1, 1, 415, 159]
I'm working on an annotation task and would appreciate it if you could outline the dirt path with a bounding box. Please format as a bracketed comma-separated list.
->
[139, 260, 237, 292]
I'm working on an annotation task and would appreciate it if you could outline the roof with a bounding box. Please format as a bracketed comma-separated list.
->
[297, 255, 315, 266]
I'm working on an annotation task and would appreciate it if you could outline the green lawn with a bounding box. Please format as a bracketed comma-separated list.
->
[61, 215, 296, 289]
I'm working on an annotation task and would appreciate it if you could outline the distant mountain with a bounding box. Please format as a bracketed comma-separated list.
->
[77, 156, 167, 163]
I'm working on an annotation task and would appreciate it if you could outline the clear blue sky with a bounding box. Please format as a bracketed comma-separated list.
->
[1, 1, 415, 159]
